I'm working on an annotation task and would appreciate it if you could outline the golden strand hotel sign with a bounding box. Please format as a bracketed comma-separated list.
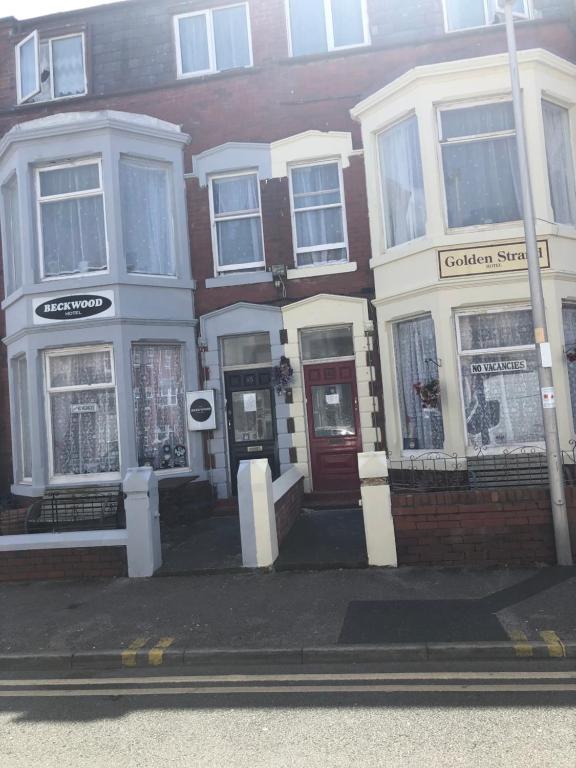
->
[438, 240, 550, 279]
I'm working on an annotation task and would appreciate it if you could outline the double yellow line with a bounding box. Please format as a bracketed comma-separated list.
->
[121, 637, 175, 667]
[509, 629, 566, 658]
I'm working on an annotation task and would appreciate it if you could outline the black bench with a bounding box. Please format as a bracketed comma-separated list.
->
[26, 485, 124, 534]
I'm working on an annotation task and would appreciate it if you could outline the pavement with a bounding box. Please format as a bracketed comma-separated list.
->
[1, 565, 576, 670]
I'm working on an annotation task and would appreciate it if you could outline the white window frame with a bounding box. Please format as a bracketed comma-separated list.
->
[442, 0, 532, 34]
[44, 345, 121, 482]
[16, 31, 87, 105]
[16, 30, 40, 104]
[13, 355, 32, 484]
[35, 157, 109, 281]
[437, 96, 520, 232]
[174, 3, 253, 79]
[208, 169, 266, 274]
[288, 158, 349, 268]
[455, 305, 543, 454]
[286, 0, 371, 57]
[0, 172, 21, 297]
[541, 96, 576, 228]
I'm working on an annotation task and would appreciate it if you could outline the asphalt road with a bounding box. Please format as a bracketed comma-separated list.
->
[2, 663, 576, 768]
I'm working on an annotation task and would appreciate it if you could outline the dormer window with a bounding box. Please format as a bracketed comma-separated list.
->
[16, 31, 86, 105]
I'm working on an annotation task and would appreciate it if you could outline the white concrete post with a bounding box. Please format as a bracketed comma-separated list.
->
[238, 459, 279, 568]
[123, 467, 162, 577]
[358, 451, 398, 567]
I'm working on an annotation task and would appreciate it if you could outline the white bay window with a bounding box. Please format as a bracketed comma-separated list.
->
[290, 161, 348, 266]
[542, 100, 576, 227]
[46, 347, 120, 478]
[37, 159, 107, 279]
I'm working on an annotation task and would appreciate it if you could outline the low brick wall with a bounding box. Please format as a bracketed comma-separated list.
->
[0, 546, 128, 582]
[392, 487, 561, 567]
[274, 477, 304, 546]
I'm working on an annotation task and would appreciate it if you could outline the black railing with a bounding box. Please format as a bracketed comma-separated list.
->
[389, 443, 576, 493]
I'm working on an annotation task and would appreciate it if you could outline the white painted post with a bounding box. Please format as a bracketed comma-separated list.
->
[358, 451, 397, 567]
[123, 467, 162, 577]
[238, 459, 279, 568]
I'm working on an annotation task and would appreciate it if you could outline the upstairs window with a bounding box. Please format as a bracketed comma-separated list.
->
[1, 174, 22, 296]
[16, 31, 86, 105]
[444, 0, 530, 32]
[37, 159, 108, 279]
[175, 4, 252, 77]
[439, 100, 521, 228]
[210, 171, 265, 272]
[288, 0, 369, 57]
[290, 161, 348, 267]
[542, 100, 576, 227]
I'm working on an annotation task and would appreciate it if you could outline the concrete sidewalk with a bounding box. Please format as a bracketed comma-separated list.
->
[1, 567, 575, 670]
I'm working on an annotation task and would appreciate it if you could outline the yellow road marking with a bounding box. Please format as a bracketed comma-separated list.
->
[121, 637, 149, 667]
[148, 637, 175, 667]
[509, 629, 533, 657]
[539, 630, 566, 658]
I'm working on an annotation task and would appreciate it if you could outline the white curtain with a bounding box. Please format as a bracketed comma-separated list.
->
[394, 315, 444, 450]
[2, 174, 22, 294]
[289, 0, 327, 55]
[40, 164, 106, 277]
[179, 14, 210, 73]
[51, 35, 84, 97]
[213, 5, 250, 70]
[379, 115, 426, 248]
[213, 175, 263, 267]
[445, 0, 485, 30]
[563, 306, 576, 430]
[331, 0, 365, 47]
[543, 100, 576, 227]
[120, 159, 175, 275]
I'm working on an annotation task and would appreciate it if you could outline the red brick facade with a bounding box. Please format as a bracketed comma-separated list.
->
[274, 476, 304, 546]
[0, 546, 127, 582]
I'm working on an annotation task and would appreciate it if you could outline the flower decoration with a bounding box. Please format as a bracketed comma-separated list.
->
[272, 356, 294, 395]
[566, 347, 576, 363]
[413, 378, 441, 409]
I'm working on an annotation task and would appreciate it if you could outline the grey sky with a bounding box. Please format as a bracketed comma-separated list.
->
[2, 0, 127, 20]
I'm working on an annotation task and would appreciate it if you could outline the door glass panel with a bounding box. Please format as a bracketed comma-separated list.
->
[311, 383, 355, 438]
[301, 325, 354, 361]
[232, 390, 274, 442]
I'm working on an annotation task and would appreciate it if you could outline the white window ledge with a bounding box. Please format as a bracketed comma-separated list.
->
[205, 271, 273, 288]
[0, 529, 128, 552]
[286, 262, 357, 280]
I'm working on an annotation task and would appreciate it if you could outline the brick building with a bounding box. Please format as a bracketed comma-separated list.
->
[0, 0, 574, 506]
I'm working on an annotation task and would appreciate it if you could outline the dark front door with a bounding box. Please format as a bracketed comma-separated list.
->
[304, 361, 362, 492]
[225, 368, 279, 495]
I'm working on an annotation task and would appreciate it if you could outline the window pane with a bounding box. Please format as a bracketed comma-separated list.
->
[563, 306, 576, 429]
[442, 137, 521, 227]
[52, 35, 85, 97]
[543, 100, 576, 227]
[232, 390, 274, 442]
[213, 5, 251, 71]
[132, 345, 187, 470]
[179, 14, 210, 73]
[1, 175, 22, 295]
[15, 357, 31, 480]
[301, 325, 354, 360]
[41, 195, 107, 276]
[289, 0, 327, 56]
[311, 383, 355, 437]
[213, 174, 259, 215]
[295, 207, 344, 248]
[331, 0, 365, 48]
[216, 217, 263, 267]
[49, 350, 113, 388]
[221, 333, 271, 367]
[292, 163, 341, 207]
[444, 0, 485, 30]
[441, 102, 515, 140]
[39, 163, 100, 196]
[50, 389, 119, 475]
[461, 351, 542, 448]
[394, 315, 444, 450]
[120, 159, 175, 275]
[379, 115, 426, 248]
[297, 247, 347, 267]
[458, 310, 534, 351]
[18, 35, 38, 100]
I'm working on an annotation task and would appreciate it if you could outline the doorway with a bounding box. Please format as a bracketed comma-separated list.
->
[224, 368, 279, 495]
[303, 360, 362, 492]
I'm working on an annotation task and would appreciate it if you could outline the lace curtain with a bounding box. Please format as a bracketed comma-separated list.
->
[563, 306, 576, 430]
[543, 100, 576, 227]
[120, 159, 175, 275]
[179, 15, 210, 73]
[289, 0, 327, 56]
[330, 0, 365, 48]
[213, 174, 263, 268]
[52, 35, 84, 97]
[213, 5, 251, 70]
[379, 115, 426, 248]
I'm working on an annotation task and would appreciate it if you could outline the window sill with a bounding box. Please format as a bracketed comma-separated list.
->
[205, 271, 272, 288]
[286, 262, 357, 280]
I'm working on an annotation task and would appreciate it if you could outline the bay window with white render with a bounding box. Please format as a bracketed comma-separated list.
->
[542, 100, 576, 227]
[0, 173, 22, 296]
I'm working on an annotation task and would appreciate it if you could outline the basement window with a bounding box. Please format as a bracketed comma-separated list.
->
[16, 31, 87, 105]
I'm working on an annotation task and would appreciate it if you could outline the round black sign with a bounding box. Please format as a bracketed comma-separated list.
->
[189, 398, 213, 423]
[35, 294, 112, 321]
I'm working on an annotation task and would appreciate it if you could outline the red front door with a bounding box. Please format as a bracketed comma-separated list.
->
[304, 361, 362, 492]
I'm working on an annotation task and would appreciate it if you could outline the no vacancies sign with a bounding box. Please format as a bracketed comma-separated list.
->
[471, 360, 527, 374]
[33, 291, 115, 324]
[438, 240, 549, 279]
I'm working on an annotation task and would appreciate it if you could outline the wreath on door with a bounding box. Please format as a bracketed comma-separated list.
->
[272, 356, 294, 395]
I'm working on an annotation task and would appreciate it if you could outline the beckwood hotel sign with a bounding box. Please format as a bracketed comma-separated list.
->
[438, 240, 550, 279]
[33, 291, 115, 324]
